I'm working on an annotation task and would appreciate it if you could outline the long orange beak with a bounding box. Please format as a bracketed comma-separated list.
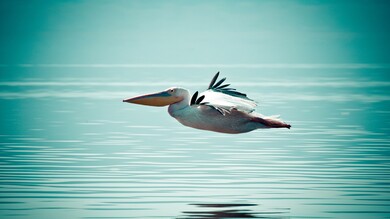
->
[123, 91, 181, 106]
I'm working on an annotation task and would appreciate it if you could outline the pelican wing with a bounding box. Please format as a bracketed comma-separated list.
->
[191, 72, 257, 115]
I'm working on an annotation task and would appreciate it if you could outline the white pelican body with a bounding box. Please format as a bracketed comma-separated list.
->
[123, 72, 290, 134]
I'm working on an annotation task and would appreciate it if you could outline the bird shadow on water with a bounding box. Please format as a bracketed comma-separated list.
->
[177, 203, 289, 219]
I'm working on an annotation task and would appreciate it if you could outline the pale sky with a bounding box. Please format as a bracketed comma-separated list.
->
[1, 0, 389, 65]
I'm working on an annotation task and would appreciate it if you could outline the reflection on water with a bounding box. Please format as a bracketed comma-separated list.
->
[0, 69, 389, 219]
[179, 203, 288, 219]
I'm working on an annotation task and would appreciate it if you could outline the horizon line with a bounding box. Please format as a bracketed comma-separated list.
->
[1, 63, 390, 69]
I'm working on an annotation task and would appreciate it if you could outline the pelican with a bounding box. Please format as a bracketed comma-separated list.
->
[123, 72, 291, 134]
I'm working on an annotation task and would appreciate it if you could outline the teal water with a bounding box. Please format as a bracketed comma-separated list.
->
[1, 68, 389, 218]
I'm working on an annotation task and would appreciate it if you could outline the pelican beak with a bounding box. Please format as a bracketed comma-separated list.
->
[123, 90, 180, 106]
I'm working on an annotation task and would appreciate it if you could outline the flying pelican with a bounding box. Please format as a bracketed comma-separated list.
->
[123, 72, 291, 134]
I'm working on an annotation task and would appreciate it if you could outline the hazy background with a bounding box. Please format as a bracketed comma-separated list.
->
[1, 0, 390, 65]
[1, 1, 390, 219]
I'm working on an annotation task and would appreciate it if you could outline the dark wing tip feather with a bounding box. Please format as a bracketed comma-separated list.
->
[213, 77, 226, 89]
[224, 90, 248, 98]
[191, 92, 207, 105]
[208, 72, 220, 89]
[196, 95, 205, 104]
[190, 91, 198, 105]
[217, 84, 230, 89]
[206, 72, 252, 100]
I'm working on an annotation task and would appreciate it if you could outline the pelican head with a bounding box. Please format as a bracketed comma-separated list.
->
[123, 87, 188, 107]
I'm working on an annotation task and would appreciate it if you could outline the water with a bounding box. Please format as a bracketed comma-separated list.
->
[1, 67, 389, 218]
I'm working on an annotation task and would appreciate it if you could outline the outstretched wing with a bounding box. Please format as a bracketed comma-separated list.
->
[190, 72, 257, 115]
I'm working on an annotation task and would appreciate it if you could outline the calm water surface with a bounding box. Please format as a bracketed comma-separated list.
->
[1, 68, 389, 218]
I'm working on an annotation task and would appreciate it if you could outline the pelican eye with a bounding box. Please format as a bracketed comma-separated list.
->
[169, 89, 174, 93]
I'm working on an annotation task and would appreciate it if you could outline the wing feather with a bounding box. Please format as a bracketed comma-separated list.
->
[190, 91, 198, 105]
[208, 71, 220, 89]
[195, 95, 205, 104]
[191, 72, 258, 115]
[199, 90, 257, 113]
[207, 72, 252, 100]
[213, 77, 226, 88]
